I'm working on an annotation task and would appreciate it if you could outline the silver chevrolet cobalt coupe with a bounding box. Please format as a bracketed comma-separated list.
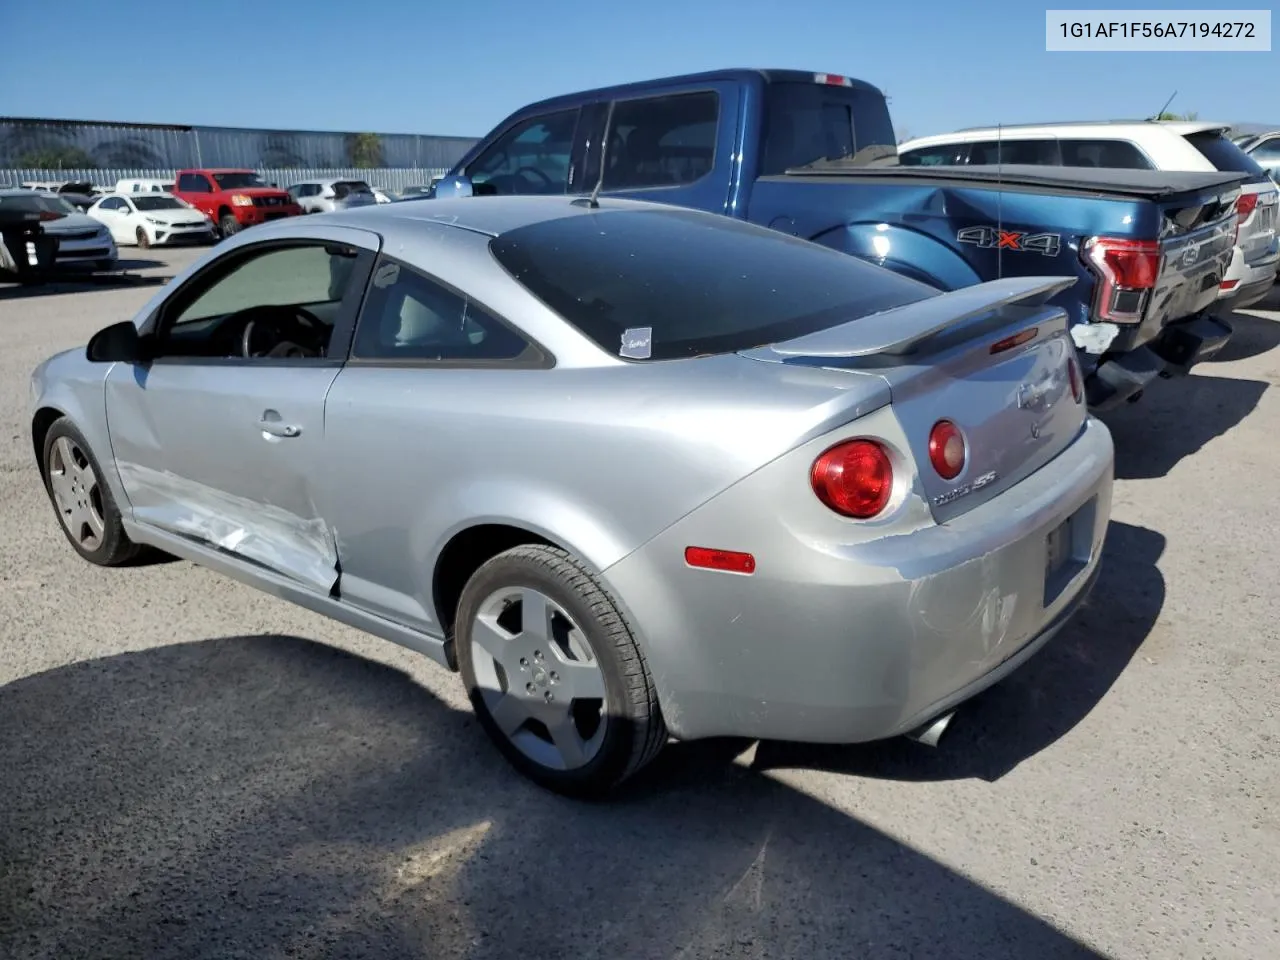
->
[30, 196, 1114, 795]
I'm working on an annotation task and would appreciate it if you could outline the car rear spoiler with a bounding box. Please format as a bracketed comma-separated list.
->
[741, 276, 1076, 362]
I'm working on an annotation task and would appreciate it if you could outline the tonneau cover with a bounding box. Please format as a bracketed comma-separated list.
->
[778, 161, 1247, 200]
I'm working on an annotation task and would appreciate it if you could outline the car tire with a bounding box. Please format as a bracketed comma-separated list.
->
[135, 226, 150, 249]
[41, 416, 141, 567]
[218, 212, 239, 237]
[455, 544, 667, 797]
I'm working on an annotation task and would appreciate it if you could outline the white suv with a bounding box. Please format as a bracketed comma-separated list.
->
[284, 179, 378, 214]
[898, 122, 1279, 311]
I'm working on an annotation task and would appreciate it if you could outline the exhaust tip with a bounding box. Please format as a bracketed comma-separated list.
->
[905, 711, 955, 748]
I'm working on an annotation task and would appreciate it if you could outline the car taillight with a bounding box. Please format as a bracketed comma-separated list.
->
[1082, 236, 1160, 324]
[1067, 354, 1083, 404]
[927, 420, 966, 480]
[1233, 193, 1259, 243]
[811, 439, 893, 519]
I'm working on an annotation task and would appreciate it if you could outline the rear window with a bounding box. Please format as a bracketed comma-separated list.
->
[760, 81, 897, 175]
[967, 139, 1059, 165]
[489, 208, 934, 361]
[898, 145, 965, 166]
[1185, 131, 1265, 175]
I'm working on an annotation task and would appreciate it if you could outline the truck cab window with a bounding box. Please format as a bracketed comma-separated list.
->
[600, 92, 719, 190]
[465, 109, 579, 196]
[760, 81, 897, 174]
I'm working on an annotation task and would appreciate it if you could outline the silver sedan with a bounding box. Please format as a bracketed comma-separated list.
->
[29, 196, 1114, 795]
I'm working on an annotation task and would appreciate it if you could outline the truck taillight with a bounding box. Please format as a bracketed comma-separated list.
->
[1082, 237, 1160, 324]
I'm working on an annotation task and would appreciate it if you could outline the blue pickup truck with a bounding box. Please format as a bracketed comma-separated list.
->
[429, 69, 1247, 410]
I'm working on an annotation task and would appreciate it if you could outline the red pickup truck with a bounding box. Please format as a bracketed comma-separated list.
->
[171, 168, 303, 237]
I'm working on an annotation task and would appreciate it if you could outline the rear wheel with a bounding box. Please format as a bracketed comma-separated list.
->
[455, 545, 667, 797]
[41, 417, 140, 566]
[135, 226, 150, 248]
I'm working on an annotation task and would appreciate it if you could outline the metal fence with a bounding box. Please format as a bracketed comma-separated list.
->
[0, 117, 477, 171]
[2, 167, 452, 193]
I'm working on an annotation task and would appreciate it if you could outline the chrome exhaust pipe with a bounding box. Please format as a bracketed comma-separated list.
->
[905, 711, 955, 748]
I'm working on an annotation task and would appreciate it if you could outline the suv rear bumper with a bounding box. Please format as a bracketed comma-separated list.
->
[1085, 313, 1233, 411]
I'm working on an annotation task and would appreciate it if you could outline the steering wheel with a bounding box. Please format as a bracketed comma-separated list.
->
[513, 166, 554, 190]
[237, 304, 325, 358]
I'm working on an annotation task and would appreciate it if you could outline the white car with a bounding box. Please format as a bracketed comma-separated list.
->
[114, 177, 176, 195]
[89, 193, 215, 248]
[898, 121, 1280, 311]
[284, 179, 378, 213]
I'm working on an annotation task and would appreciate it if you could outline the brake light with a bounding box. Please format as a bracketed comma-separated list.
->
[37, 210, 63, 221]
[1067, 354, 1083, 404]
[813, 72, 853, 87]
[1082, 237, 1160, 324]
[927, 420, 966, 480]
[1233, 193, 1259, 243]
[684, 546, 756, 575]
[811, 439, 893, 518]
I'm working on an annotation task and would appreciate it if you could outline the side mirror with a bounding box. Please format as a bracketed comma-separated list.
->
[431, 175, 474, 199]
[86, 320, 149, 364]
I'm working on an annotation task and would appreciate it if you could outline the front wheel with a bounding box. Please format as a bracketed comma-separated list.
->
[41, 417, 141, 566]
[455, 545, 667, 797]
[218, 212, 240, 237]
[135, 226, 151, 248]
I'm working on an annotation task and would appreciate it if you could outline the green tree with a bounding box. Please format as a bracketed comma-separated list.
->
[1155, 110, 1199, 121]
[346, 132, 384, 168]
[15, 146, 97, 169]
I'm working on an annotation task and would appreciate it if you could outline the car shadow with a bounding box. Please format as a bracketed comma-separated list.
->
[1204, 309, 1280, 364]
[0, 264, 170, 300]
[1099, 372, 1268, 481]
[749, 521, 1164, 785]
[0, 635, 1104, 959]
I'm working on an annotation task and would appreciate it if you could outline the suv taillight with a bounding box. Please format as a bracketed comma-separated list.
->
[1082, 237, 1160, 324]
[1233, 193, 1259, 243]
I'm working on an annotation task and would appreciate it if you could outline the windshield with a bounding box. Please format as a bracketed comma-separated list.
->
[490, 208, 934, 361]
[761, 80, 898, 175]
[133, 196, 185, 211]
[0, 193, 78, 215]
[1185, 131, 1266, 175]
[212, 171, 268, 189]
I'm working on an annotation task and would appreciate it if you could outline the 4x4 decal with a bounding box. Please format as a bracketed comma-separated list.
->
[957, 226, 1062, 257]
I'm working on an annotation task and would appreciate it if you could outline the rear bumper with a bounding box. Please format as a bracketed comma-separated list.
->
[604, 416, 1115, 744]
[1218, 248, 1278, 312]
[1085, 313, 1233, 410]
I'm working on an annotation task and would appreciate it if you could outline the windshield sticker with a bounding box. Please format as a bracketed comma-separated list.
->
[620, 327, 653, 359]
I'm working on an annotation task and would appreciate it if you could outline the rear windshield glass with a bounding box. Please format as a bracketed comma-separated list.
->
[760, 81, 898, 175]
[1185, 131, 1265, 175]
[489, 208, 935, 361]
[0, 193, 77, 214]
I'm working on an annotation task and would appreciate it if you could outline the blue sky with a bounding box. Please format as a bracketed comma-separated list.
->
[1, 0, 1274, 139]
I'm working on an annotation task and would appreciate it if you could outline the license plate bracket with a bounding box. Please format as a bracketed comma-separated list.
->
[1043, 502, 1091, 606]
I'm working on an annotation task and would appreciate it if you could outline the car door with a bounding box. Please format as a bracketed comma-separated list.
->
[94, 197, 130, 241]
[103, 225, 378, 593]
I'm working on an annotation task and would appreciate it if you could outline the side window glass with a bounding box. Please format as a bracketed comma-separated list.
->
[1251, 138, 1280, 169]
[352, 258, 530, 362]
[898, 146, 963, 166]
[601, 92, 719, 190]
[178, 173, 210, 192]
[464, 109, 580, 196]
[966, 139, 1058, 165]
[1060, 139, 1152, 169]
[158, 244, 361, 359]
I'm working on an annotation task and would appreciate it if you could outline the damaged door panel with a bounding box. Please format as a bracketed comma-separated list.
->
[101, 226, 381, 594]
[106, 363, 344, 593]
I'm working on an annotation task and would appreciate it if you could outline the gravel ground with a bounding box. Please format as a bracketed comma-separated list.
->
[1, 248, 1278, 960]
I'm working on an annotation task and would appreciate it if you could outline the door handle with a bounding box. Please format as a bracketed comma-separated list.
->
[258, 418, 301, 438]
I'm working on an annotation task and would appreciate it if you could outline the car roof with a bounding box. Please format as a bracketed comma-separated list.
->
[277, 194, 726, 240]
[902, 119, 1231, 149]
